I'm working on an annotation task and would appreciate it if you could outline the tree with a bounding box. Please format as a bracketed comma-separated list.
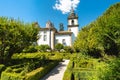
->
[22, 45, 37, 53]
[74, 2, 120, 57]
[0, 17, 39, 64]
[59, 23, 64, 31]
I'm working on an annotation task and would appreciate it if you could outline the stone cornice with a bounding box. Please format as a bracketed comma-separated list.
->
[68, 25, 79, 27]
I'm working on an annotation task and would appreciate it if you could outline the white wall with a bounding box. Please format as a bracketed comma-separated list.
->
[55, 35, 72, 46]
[37, 30, 55, 49]
[37, 30, 50, 45]
[68, 27, 78, 38]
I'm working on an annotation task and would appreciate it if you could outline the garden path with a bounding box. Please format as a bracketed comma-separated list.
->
[41, 59, 70, 80]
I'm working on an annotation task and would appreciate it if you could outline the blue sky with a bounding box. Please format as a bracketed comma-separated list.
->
[0, 0, 119, 30]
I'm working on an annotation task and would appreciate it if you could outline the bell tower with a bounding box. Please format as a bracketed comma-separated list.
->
[68, 7, 79, 39]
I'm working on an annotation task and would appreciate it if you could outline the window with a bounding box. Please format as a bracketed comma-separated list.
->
[43, 35, 47, 41]
[55, 39, 58, 44]
[44, 31, 47, 34]
[62, 39, 66, 46]
[71, 20, 74, 25]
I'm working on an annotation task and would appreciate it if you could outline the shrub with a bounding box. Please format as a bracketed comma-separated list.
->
[1, 72, 25, 80]
[64, 46, 74, 53]
[37, 45, 51, 52]
[100, 58, 120, 80]
[63, 69, 72, 80]
[0, 64, 5, 76]
[13, 53, 42, 59]
[55, 43, 64, 52]
[63, 61, 73, 80]
[22, 45, 37, 53]
[1, 60, 59, 80]
[25, 60, 59, 80]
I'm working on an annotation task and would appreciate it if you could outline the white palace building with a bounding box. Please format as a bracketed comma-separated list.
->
[37, 9, 79, 49]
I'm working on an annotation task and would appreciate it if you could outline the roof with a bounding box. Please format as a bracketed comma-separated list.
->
[39, 27, 57, 32]
[55, 31, 73, 35]
[68, 8, 78, 19]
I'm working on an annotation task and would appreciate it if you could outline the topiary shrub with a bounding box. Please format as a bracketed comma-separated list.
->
[63, 69, 72, 80]
[1, 60, 59, 80]
[25, 60, 59, 80]
[37, 45, 51, 52]
[64, 46, 74, 54]
[22, 45, 37, 53]
[55, 43, 64, 52]
[1, 71, 25, 80]
[63, 61, 73, 80]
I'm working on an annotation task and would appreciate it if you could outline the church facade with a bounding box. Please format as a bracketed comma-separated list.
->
[37, 9, 79, 49]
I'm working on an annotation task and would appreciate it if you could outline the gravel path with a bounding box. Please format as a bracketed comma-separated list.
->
[41, 59, 70, 80]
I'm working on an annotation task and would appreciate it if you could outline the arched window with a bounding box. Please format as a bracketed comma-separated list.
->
[71, 20, 74, 25]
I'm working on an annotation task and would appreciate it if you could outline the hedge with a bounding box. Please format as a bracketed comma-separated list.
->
[63, 69, 72, 80]
[63, 61, 73, 80]
[25, 60, 59, 80]
[1, 60, 59, 80]
[1, 72, 24, 80]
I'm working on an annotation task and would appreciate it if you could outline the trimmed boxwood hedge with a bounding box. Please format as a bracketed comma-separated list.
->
[63, 69, 72, 80]
[1, 60, 59, 80]
[25, 60, 59, 80]
[1, 72, 25, 80]
[63, 61, 73, 80]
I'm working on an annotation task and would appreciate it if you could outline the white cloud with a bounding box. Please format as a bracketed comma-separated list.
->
[53, 0, 80, 14]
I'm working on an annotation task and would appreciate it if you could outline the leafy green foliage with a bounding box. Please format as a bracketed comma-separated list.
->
[1, 52, 61, 80]
[64, 46, 74, 53]
[0, 64, 5, 76]
[22, 45, 37, 53]
[100, 58, 120, 79]
[63, 61, 73, 80]
[1, 72, 24, 80]
[25, 61, 59, 80]
[37, 45, 51, 52]
[0, 17, 39, 64]
[55, 43, 64, 52]
[74, 2, 120, 57]
[63, 53, 120, 80]
[1, 61, 59, 80]
[71, 3, 120, 79]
